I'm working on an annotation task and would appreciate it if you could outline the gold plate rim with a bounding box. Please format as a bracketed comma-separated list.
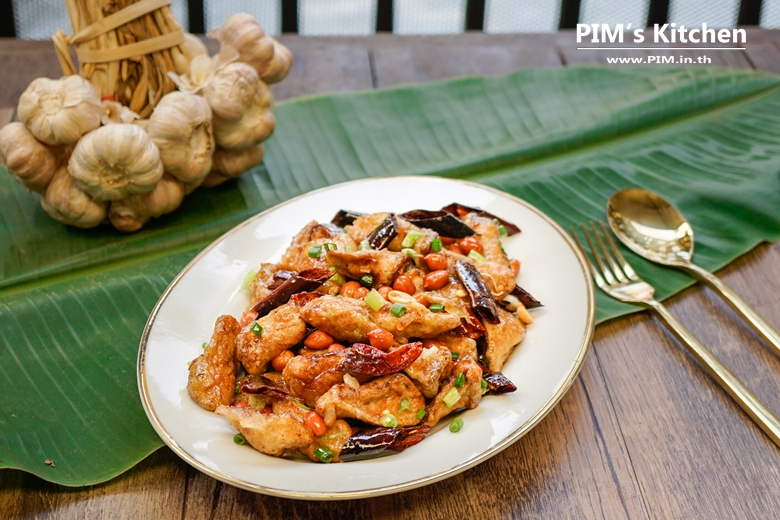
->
[137, 175, 596, 501]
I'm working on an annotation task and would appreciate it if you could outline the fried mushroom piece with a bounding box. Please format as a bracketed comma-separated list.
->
[316, 374, 426, 427]
[236, 304, 307, 375]
[249, 262, 281, 307]
[425, 357, 483, 427]
[187, 315, 241, 411]
[403, 343, 452, 398]
[326, 250, 408, 287]
[438, 333, 479, 361]
[216, 404, 313, 457]
[368, 291, 461, 342]
[280, 220, 357, 272]
[482, 306, 526, 372]
[344, 212, 389, 243]
[462, 213, 516, 300]
[300, 295, 379, 343]
[301, 419, 353, 463]
[282, 350, 356, 408]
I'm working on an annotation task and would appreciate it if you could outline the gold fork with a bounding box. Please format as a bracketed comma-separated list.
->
[571, 221, 780, 449]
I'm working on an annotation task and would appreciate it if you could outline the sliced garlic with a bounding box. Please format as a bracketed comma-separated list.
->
[516, 303, 534, 324]
[69, 124, 163, 201]
[147, 91, 214, 183]
[343, 373, 360, 390]
[17, 75, 101, 145]
[40, 166, 107, 228]
[0, 122, 59, 192]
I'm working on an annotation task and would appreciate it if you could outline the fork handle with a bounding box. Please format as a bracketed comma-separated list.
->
[647, 299, 780, 448]
[682, 262, 780, 358]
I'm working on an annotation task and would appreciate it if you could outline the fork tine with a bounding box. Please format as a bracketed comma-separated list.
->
[590, 221, 629, 284]
[570, 226, 608, 290]
[597, 221, 640, 281]
[580, 223, 618, 286]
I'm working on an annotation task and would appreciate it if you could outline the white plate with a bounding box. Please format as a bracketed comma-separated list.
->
[138, 176, 595, 500]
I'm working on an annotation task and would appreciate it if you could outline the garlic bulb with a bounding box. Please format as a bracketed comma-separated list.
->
[0, 122, 59, 192]
[69, 124, 163, 201]
[101, 100, 139, 125]
[109, 174, 185, 232]
[147, 92, 214, 183]
[17, 75, 101, 145]
[201, 62, 261, 120]
[211, 13, 275, 77]
[41, 166, 108, 228]
[203, 144, 265, 187]
[168, 44, 240, 94]
[212, 87, 275, 151]
[259, 38, 292, 84]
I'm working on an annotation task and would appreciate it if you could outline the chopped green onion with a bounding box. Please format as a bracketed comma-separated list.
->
[380, 413, 398, 428]
[449, 417, 464, 433]
[455, 372, 465, 389]
[402, 248, 416, 258]
[399, 397, 411, 413]
[359, 274, 374, 288]
[326, 242, 337, 251]
[364, 289, 386, 311]
[248, 395, 267, 410]
[241, 268, 258, 290]
[443, 387, 461, 408]
[389, 303, 407, 317]
[416, 409, 427, 420]
[431, 237, 442, 252]
[234, 383, 241, 395]
[295, 401, 311, 411]
[494, 219, 508, 237]
[202, 342, 208, 350]
[481, 379, 488, 395]
[329, 272, 346, 284]
[451, 351, 460, 361]
[319, 431, 342, 441]
[468, 250, 487, 262]
[314, 446, 334, 463]
[233, 433, 247, 445]
[250, 322, 263, 336]
[402, 230, 421, 248]
[344, 244, 352, 252]
[359, 240, 371, 250]
[428, 303, 445, 313]
[308, 244, 322, 258]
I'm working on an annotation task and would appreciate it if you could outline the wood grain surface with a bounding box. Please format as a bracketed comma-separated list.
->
[2, 30, 780, 519]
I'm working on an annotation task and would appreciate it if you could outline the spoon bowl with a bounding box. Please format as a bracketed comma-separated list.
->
[606, 187, 780, 356]
[607, 188, 694, 266]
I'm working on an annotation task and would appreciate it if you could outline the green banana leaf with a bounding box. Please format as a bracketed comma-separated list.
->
[2, 66, 780, 486]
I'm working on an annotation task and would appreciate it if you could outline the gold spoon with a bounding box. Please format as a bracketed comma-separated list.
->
[607, 187, 780, 357]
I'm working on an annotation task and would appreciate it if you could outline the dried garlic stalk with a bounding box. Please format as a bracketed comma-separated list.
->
[202, 143, 265, 187]
[109, 174, 185, 232]
[41, 166, 108, 228]
[202, 62, 261, 120]
[0, 122, 60, 192]
[147, 92, 214, 183]
[212, 84, 275, 151]
[69, 124, 163, 201]
[17, 76, 101, 145]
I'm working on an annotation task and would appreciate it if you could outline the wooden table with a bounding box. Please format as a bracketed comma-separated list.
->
[3, 30, 780, 519]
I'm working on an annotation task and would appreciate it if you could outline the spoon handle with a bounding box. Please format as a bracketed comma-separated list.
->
[647, 299, 780, 448]
[683, 262, 780, 357]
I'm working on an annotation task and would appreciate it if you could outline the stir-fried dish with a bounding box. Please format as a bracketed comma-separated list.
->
[186, 203, 542, 463]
